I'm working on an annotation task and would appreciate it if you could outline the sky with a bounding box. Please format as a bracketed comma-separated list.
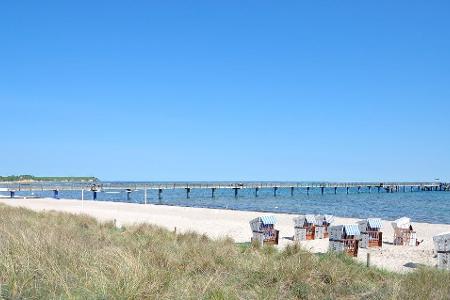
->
[1, 1, 449, 182]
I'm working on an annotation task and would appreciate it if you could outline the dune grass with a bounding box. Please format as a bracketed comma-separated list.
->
[0, 205, 449, 299]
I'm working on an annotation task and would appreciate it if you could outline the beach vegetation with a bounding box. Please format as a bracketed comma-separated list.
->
[0, 175, 98, 182]
[0, 205, 448, 299]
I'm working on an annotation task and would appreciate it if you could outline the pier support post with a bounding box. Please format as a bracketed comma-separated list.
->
[306, 187, 310, 195]
[321, 187, 324, 195]
[255, 187, 259, 197]
[334, 187, 337, 194]
[93, 191, 97, 200]
[158, 189, 162, 200]
[410, 186, 413, 192]
[290, 187, 294, 196]
[273, 187, 278, 197]
[368, 186, 371, 193]
[234, 188, 239, 198]
[186, 188, 191, 199]
[53, 190, 59, 199]
[211, 188, 216, 198]
[126, 190, 131, 201]
[346, 187, 349, 194]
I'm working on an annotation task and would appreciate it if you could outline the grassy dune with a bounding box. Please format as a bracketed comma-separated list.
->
[0, 205, 449, 299]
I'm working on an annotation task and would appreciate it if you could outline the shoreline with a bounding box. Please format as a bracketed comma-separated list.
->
[2, 191, 450, 225]
[1, 197, 449, 273]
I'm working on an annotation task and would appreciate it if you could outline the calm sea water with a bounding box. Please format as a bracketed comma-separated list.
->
[4, 183, 450, 224]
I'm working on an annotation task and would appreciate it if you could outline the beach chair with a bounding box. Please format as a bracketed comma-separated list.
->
[293, 214, 317, 241]
[358, 218, 383, 248]
[433, 232, 450, 270]
[249, 216, 279, 245]
[329, 224, 360, 257]
[391, 217, 417, 246]
[316, 215, 334, 238]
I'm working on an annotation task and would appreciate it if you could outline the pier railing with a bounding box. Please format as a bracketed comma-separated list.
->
[0, 181, 446, 192]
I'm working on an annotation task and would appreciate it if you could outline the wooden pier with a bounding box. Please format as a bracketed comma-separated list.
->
[0, 181, 448, 201]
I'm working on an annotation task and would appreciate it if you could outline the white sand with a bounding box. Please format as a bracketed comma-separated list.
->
[1, 197, 449, 273]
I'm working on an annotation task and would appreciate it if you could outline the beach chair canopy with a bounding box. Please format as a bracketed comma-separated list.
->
[293, 216, 303, 226]
[367, 218, 383, 229]
[433, 232, 450, 241]
[249, 218, 260, 231]
[436, 232, 450, 238]
[259, 215, 276, 225]
[250, 216, 276, 226]
[324, 214, 334, 224]
[433, 232, 450, 251]
[316, 214, 334, 225]
[392, 217, 411, 229]
[305, 214, 316, 224]
[344, 224, 360, 236]
[294, 214, 317, 226]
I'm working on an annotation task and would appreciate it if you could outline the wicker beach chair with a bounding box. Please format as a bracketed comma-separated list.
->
[249, 216, 279, 245]
[358, 218, 383, 248]
[329, 224, 360, 257]
[293, 214, 317, 241]
[433, 232, 450, 270]
[391, 217, 417, 246]
[316, 215, 334, 238]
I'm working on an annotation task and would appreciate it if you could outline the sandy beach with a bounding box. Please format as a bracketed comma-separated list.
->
[1, 197, 449, 273]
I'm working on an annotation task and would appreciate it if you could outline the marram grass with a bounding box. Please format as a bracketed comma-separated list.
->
[0, 205, 449, 299]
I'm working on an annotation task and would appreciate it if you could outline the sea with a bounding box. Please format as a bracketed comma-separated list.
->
[3, 182, 450, 224]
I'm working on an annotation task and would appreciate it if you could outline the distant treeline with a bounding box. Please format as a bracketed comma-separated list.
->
[0, 175, 99, 182]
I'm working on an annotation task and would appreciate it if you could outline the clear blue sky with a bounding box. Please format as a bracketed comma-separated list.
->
[1, 1, 449, 182]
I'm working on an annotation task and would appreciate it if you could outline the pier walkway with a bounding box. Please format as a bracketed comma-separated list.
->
[0, 181, 448, 200]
